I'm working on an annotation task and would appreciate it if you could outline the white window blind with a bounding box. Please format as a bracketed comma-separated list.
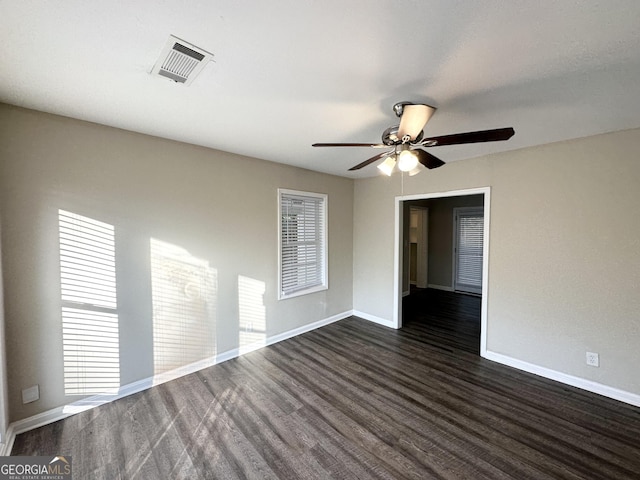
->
[278, 190, 327, 299]
[59, 210, 120, 395]
[454, 208, 484, 294]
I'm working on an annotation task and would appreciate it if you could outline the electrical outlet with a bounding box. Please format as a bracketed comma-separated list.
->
[22, 385, 40, 404]
[586, 352, 599, 367]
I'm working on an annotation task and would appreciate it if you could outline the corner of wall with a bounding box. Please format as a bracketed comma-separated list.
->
[0, 218, 10, 450]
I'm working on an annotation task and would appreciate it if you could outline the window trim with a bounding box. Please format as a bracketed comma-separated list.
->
[277, 188, 328, 300]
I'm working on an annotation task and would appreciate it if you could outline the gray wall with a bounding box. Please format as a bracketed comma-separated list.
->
[0, 104, 354, 422]
[354, 128, 640, 396]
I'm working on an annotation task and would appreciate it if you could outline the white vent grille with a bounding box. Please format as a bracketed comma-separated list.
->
[151, 35, 213, 85]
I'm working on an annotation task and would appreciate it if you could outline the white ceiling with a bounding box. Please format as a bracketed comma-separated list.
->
[2, 1, 640, 178]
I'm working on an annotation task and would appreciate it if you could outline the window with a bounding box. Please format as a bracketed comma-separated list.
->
[278, 189, 327, 299]
[454, 207, 484, 295]
[58, 210, 120, 395]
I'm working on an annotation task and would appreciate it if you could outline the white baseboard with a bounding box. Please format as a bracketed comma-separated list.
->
[2, 311, 351, 453]
[267, 311, 350, 345]
[427, 284, 454, 292]
[352, 310, 396, 329]
[0, 424, 15, 456]
[484, 350, 640, 408]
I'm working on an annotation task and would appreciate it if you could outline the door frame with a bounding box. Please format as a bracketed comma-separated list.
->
[393, 187, 491, 357]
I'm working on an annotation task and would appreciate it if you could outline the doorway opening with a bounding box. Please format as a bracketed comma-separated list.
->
[393, 187, 490, 357]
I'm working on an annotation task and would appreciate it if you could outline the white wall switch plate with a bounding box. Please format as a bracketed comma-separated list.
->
[586, 352, 599, 367]
[22, 384, 40, 404]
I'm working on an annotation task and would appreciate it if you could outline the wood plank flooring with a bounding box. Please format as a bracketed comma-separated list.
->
[12, 305, 640, 478]
[403, 287, 481, 354]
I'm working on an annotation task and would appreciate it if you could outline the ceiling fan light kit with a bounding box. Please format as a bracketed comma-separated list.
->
[377, 156, 396, 176]
[397, 147, 419, 172]
[313, 101, 515, 176]
[408, 164, 424, 176]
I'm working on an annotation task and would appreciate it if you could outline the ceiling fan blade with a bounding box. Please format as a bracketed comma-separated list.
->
[414, 149, 446, 169]
[348, 151, 393, 171]
[312, 142, 388, 148]
[422, 127, 515, 147]
[397, 104, 436, 141]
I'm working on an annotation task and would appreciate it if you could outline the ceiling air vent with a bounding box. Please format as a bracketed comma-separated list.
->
[151, 35, 213, 86]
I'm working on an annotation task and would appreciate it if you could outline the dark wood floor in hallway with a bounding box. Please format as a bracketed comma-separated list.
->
[403, 287, 481, 355]
[12, 302, 640, 478]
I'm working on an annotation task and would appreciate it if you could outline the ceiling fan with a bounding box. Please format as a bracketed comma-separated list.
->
[312, 102, 515, 175]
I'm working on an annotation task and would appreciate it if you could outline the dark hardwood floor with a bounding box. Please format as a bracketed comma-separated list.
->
[12, 300, 640, 479]
[403, 287, 481, 354]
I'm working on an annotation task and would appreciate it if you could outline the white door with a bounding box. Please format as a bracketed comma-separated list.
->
[454, 207, 484, 294]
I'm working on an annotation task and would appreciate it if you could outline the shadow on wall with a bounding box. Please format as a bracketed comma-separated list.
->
[58, 209, 266, 398]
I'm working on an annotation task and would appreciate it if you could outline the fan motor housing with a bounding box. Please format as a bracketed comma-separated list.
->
[382, 125, 423, 145]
